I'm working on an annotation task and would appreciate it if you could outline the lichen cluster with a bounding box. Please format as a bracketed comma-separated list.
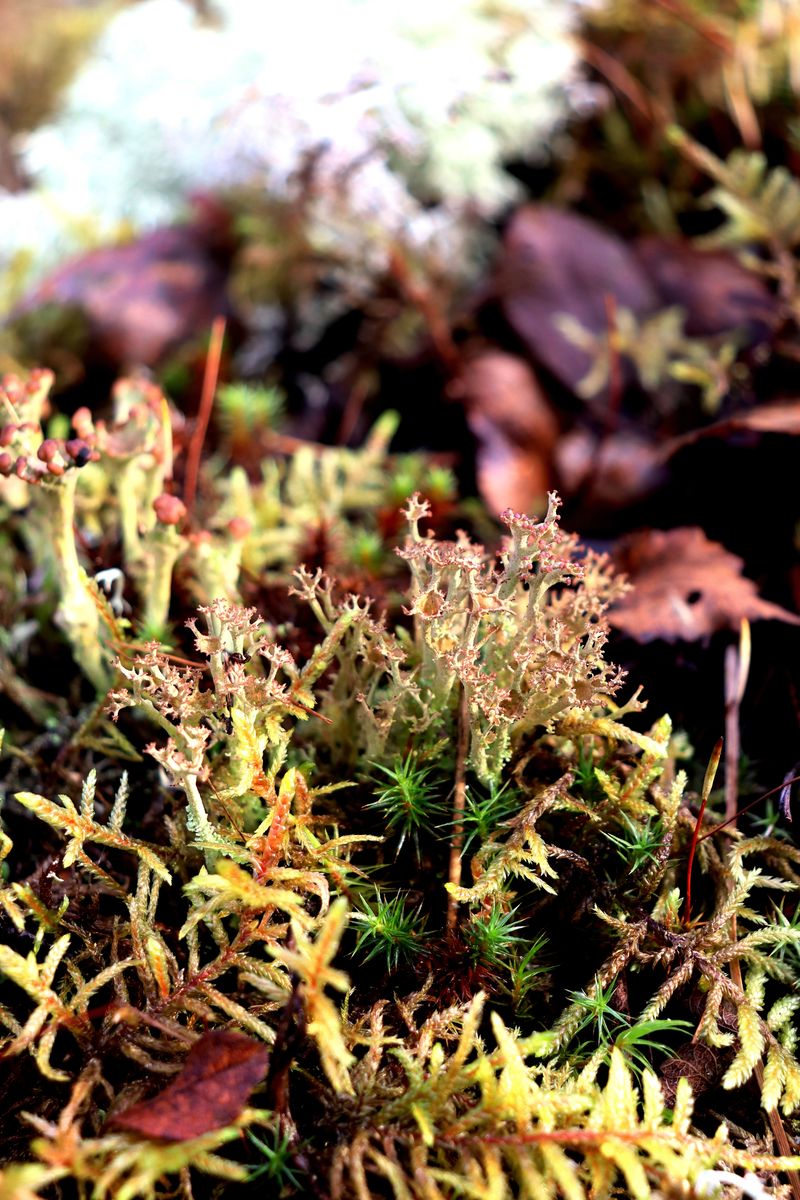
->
[1, 368, 800, 1198]
[0, 0, 588, 310]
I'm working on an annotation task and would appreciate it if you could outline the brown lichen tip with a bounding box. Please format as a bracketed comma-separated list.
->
[37, 439, 60, 464]
[65, 439, 94, 467]
[153, 492, 187, 526]
[71, 407, 94, 439]
[401, 492, 432, 522]
[227, 515, 251, 541]
[1, 374, 24, 402]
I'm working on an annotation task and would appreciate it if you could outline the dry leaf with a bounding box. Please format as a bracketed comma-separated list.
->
[660, 1041, 722, 1109]
[460, 351, 559, 449]
[459, 351, 557, 513]
[495, 206, 659, 396]
[108, 1029, 269, 1141]
[473, 425, 550, 515]
[609, 527, 800, 642]
[554, 428, 666, 509]
[13, 197, 231, 366]
[634, 237, 779, 341]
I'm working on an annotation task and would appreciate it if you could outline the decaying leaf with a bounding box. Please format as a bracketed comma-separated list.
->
[609, 527, 800, 642]
[108, 1029, 269, 1141]
[633, 237, 779, 341]
[554, 428, 666, 510]
[495, 206, 659, 396]
[11, 196, 232, 367]
[460, 351, 557, 513]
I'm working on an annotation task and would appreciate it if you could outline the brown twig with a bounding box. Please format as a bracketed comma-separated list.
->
[446, 687, 470, 931]
[722, 58, 761, 151]
[336, 373, 372, 446]
[578, 40, 661, 125]
[649, 0, 735, 54]
[183, 315, 226, 520]
[387, 245, 461, 377]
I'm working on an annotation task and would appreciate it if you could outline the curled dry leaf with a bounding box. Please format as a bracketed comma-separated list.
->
[609, 527, 800, 643]
[108, 1029, 269, 1141]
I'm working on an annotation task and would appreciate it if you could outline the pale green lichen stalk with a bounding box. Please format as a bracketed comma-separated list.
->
[0, 370, 113, 692]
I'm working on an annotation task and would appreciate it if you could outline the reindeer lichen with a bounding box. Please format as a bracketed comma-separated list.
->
[2, 368, 800, 1199]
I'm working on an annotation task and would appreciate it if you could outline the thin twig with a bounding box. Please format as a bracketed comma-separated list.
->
[447, 687, 470, 931]
[578, 40, 660, 125]
[183, 315, 226, 520]
[722, 59, 761, 151]
[387, 245, 461, 377]
[649, 0, 735, 54]
[696, 773, 800, 844]
[336, 373, 372, 446]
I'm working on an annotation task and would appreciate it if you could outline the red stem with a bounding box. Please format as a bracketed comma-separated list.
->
[183, 315, 226, 519]
[684, 737, 723, 926]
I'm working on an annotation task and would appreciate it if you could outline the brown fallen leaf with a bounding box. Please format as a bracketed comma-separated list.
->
[472, 424, 550, 516]
[554, 428, 666, 510]
[633, 237, 779, 341]
[459, 351, 559, 450]
[609, 527, 800, 642]
[10, 195, 233, 367]
[494, 210, 780, 406]
[108, 1029, 269, 1141]
[459, 350, 557, 513]
[660, 1041, 723, 1110]
[495, 206, 659, 397]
